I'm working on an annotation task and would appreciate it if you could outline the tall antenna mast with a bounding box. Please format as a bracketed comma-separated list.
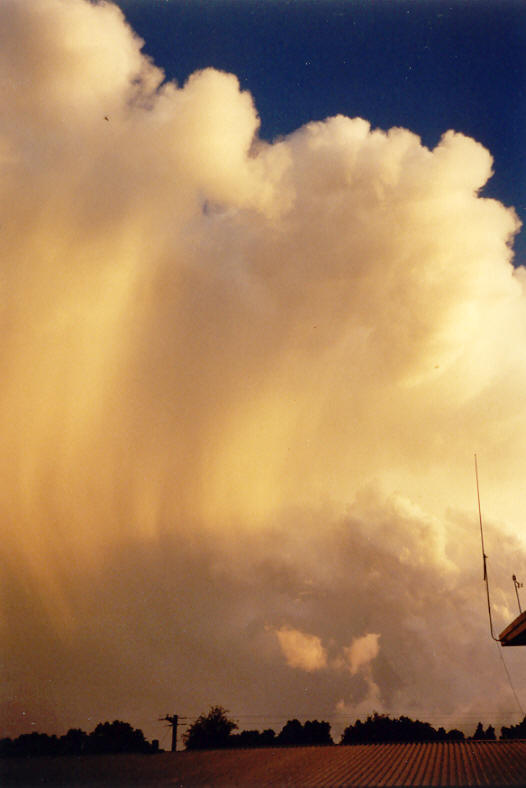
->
[475, 454, 499, 642]
[513, 574, 523, 614]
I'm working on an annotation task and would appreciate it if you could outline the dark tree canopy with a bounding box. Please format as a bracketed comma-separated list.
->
[184, 706, 238, 750]
[445, 728, 465, 741]
[183, 712, 333, 750]
[303, 720, 333, 746]
[229, 729, 276, 748]
[501, 716, 526, 740]
[87, 720, 150, 754]
[277, 719, 332, 746]
[340, 713, 465, 744]
[471, 722, 495, 741]
[60, 728, 88, 755]
[276, 719, 304, 747]
[0, 721, 156, 758]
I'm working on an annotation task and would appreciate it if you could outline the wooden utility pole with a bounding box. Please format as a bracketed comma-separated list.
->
[160, 714, 179, 752]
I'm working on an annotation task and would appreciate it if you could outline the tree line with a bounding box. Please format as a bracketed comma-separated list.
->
[0, 720, 158, 758]
[182, 707, 521, 750]
[3, 708, 525, 757]
[183, 707, 333, 750]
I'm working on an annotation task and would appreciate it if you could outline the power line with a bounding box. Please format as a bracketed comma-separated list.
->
[495, 644, 525, 718]
[166, 710, 526, 725]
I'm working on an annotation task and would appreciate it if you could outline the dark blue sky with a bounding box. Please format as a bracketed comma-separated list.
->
[114, 0, 526, 263]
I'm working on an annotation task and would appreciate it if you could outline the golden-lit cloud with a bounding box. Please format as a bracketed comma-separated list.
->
[2, 0, 526, 742]
[344, 633, 381, 676]
[273, 626, 328, 672]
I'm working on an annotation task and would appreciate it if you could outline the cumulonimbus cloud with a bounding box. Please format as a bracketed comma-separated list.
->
[2, 0, 526, 743]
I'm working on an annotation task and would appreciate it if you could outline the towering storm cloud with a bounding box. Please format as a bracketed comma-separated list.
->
[2, 0, 526, 742]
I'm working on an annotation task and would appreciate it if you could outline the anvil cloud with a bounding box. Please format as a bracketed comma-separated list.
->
[2, 0, 526, 743]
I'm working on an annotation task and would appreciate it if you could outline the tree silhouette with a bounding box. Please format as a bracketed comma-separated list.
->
[86, 720, 151, 754]
[341, 713, 465, 744]
[277, 719, 304, 746]
[276, 719, 333, 746]
[0, 721, 155, 757]
[1, 733, 59, 757]
[445, 728, 465, 741]
[501, 716, 526, 739]
[184, 706, 238, 750]
[303, 720, 333, 745]
[472, 722, 496, 741]
[229, 729, 276, 748]
[60, 728, 88, 755]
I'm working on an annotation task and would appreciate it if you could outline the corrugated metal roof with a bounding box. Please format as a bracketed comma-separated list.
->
[500, 610, 526, 645]
[166, 742, 526, 787]
[4, 740, 526, 786]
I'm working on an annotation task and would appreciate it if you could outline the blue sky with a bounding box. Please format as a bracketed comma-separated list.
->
[115, 0, 526, 263]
